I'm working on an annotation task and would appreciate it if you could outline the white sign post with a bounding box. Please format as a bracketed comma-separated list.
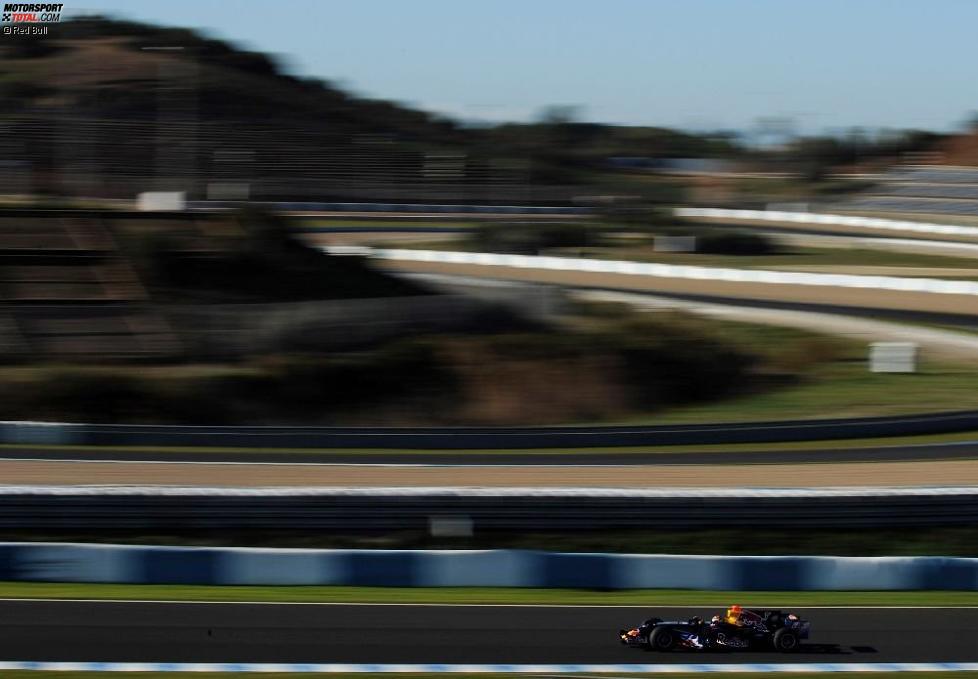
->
[869, 342, 918, 373]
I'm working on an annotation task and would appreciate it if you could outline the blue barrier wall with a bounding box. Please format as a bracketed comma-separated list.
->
[2, 544, 977, 590]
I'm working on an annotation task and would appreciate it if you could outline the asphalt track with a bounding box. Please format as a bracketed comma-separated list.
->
[3, 440, 978, 465]
[1, 601, 976, 664]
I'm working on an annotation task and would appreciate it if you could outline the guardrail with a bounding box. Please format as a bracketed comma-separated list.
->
[2, 541, 976, 589]
[189, 201, 591, 215]
[5, 409, 978, 449]
[2, 486, 977, 531]
[675, 207, 978, 239]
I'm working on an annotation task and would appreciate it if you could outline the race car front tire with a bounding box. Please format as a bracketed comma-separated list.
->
[648, 627, 676, 651]
[773, 628, 799, 652]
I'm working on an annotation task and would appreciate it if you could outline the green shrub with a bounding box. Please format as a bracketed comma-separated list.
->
[610, 318, 757, 408]
[258, 339, 459, 417]
[1, 315, 765, 425]
[469, 222, 603, 254]
[697, 231, 777, 255]
[121, 208, 426, 302]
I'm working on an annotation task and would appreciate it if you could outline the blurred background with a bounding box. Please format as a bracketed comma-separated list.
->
[3, 4, 978, 667]
[3, 2, 978, 429]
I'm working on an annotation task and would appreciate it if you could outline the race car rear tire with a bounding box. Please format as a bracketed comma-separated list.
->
[773, 628, 799, 652]
[648, 627, 676, 651]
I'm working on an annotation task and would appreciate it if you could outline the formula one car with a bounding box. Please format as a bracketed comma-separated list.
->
[619, 605, 810, 652]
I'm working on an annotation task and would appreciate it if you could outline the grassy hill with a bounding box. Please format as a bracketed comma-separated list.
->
[0, 18, 463, 140]
[0, 16, 745, 204]
[0, 17, 482, 201]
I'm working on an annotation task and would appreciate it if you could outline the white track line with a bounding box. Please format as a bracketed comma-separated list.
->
[1, 599, 976, 609]
[5, 661, 978, 672]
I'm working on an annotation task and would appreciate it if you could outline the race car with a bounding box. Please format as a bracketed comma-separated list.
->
[618, 605, 810, 652]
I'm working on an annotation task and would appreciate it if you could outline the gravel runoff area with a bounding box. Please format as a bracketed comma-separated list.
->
[2, 459, 978, 487]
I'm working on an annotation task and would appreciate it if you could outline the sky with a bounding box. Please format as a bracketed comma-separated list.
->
[66, 0, 978, 134]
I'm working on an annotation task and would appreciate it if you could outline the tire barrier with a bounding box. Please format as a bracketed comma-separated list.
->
[2, 486, 978, 531]
[1, 541, 976, 590]
[4, 409, 978, 449]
